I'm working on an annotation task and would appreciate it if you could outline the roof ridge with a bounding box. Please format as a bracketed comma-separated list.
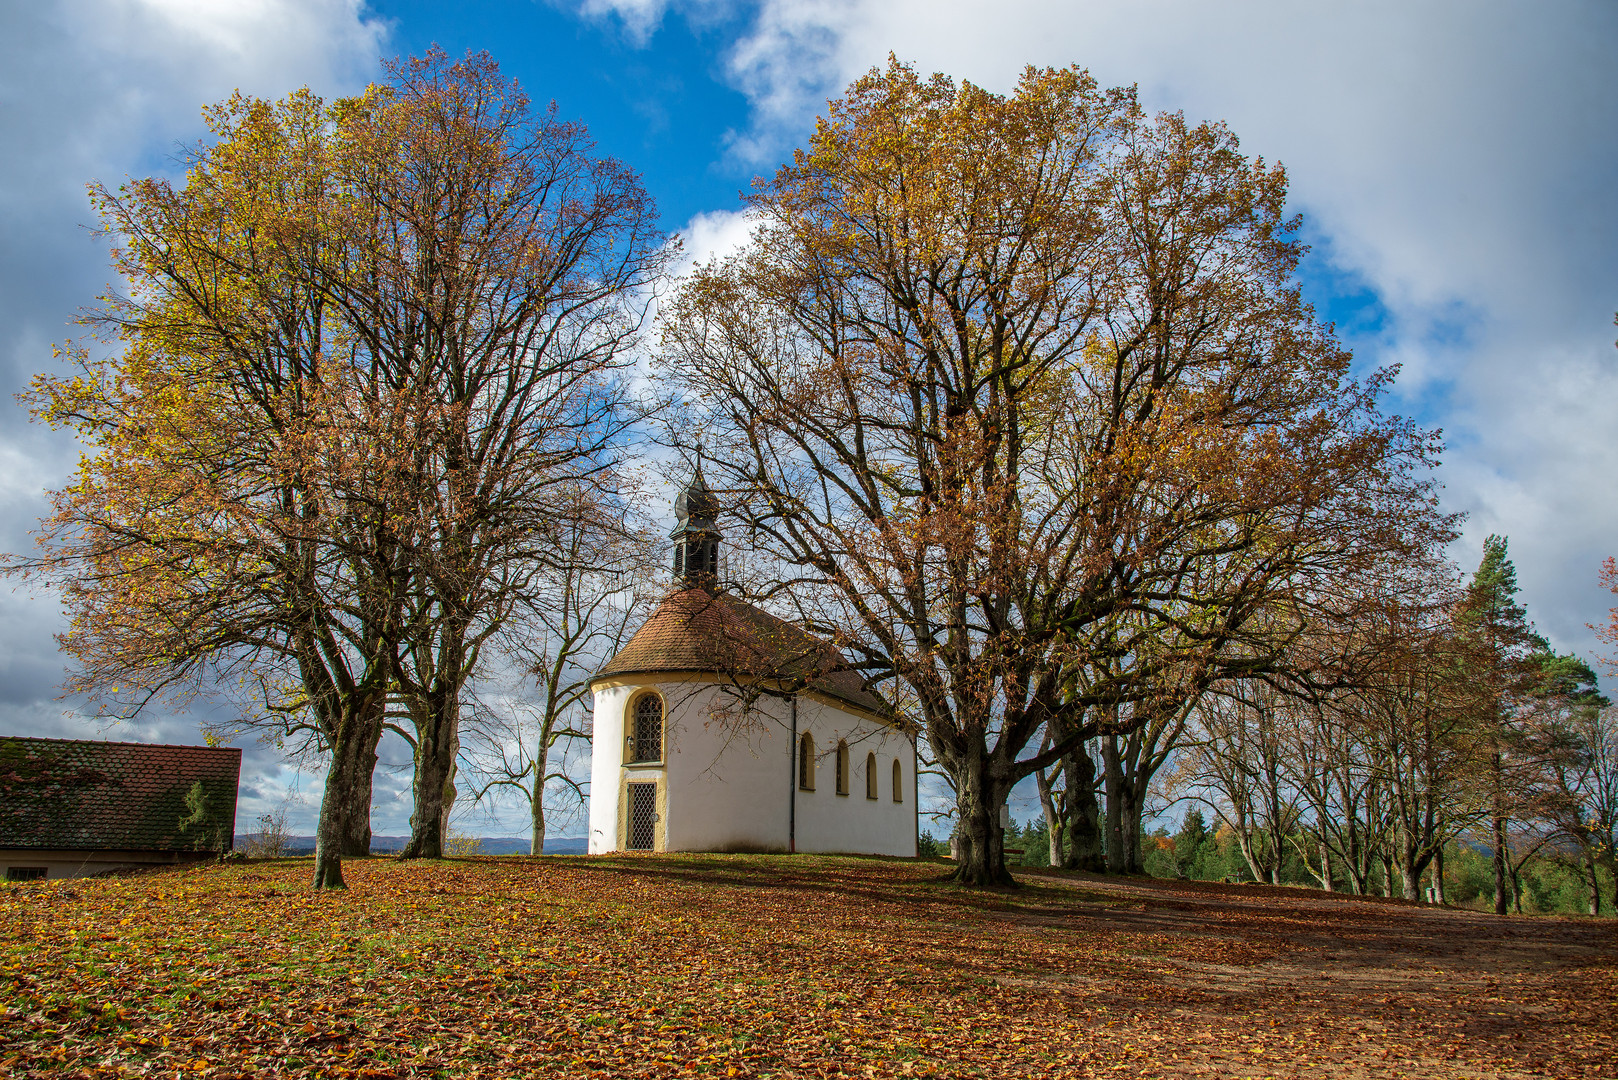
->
[0, 736, 242, 754]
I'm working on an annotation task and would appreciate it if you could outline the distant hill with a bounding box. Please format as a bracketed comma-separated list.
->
[233, 835, 588, 856]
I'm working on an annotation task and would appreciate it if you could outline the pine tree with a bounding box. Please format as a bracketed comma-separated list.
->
[1458, 536, 1554, 913]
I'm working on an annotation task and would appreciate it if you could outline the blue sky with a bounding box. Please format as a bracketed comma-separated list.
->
[1, 0, 1615, 840]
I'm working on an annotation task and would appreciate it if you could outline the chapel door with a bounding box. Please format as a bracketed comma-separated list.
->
[627, 782, 657, 850]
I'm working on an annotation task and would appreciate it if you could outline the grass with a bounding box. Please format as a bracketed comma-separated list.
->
[2, 854, 1614, 1078]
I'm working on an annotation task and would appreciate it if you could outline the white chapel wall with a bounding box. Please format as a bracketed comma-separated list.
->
[589, 676, 916, 857]
[790, 695, 915, 857]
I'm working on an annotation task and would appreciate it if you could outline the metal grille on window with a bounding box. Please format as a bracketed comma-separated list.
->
[836, 741, 850, 795]
[633, 695, 662, 762]
[6, 867, 47, 881]
[628, 782, 657, 850]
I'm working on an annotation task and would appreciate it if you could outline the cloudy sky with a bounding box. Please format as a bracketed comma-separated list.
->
[2, 0, 1614, 840]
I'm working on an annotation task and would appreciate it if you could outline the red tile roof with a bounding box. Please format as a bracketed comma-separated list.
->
[0, 737, 240, 853]
[596, 588, 890, 718]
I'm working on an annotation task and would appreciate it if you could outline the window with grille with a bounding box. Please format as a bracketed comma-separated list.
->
[5, 867, 47, 881]
[865, 752, 878, 799]
[798, 733, 815, 791]
[836, 741, 850, 795]
[630, 694, 663, 763]
[627, 782, 657, 850]
[892, 758, 903, 802]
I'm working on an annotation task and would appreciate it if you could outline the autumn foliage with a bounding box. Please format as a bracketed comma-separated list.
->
[10, 51, 666, 887]
[661, 59, 1447, 886]
[2, 857, 1614, 1078]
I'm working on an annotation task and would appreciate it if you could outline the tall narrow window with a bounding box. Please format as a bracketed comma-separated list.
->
[892, 758, 903, 803]
[630, 694, 663, 763]
[836, 741, 850, 795]
[865, 752, 878, 799]
[798, 733, 815, 791]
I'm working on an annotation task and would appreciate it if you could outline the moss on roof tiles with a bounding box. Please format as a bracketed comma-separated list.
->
[0, 737, 241, 853]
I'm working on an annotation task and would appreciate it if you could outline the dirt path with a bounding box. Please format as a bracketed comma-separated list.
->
[972, 870, 1618, 1078]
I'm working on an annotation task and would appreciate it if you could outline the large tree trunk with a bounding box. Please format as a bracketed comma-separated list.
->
[1400, 843, 1423, 902]
[1061, 743, 1104, 872]
[310, 690, 388, 890]
[1432, 844, 1446, 905]
[1103, 736, 1127, 875]
[948, 751, 1014, 887]
[402, 690, 460, 859]
[337, 718, 382, 857]
[312, 761, 349, 890]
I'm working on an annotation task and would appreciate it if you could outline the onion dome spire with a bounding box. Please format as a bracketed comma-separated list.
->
[670, 451, 721, 590]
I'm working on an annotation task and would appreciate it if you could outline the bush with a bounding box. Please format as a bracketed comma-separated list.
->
[240, 808, 290, 859]
[917, 831, 947, 859]
[444, 831, 484, 857]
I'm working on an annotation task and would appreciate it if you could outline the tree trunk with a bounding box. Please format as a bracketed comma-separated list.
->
[1587, 846, 1602, 916]
[530, 739, 549, 856]
[1236, 824, 1269, 885]
[1381, 846, 1395, 898]
[402, 691, 459, 859]
[310, 696, 387, 889]
[312, 758, 348, 890]
[1319, 834, 1335, 893]
[337, 718, 382, 857]
[1103, 736, 1126, 875]
[1060, 743, 1105, 872]
[1034, 763, 1063, 866]
[1492, 810, 1509, 916]
[1400, 846, 1422, 902]
[948, 754, 1014, 887]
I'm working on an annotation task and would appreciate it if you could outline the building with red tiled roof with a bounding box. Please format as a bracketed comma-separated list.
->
[587, 469, 917, 857]
[1, 737, 240, 881]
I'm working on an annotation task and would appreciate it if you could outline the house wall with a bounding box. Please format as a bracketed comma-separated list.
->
[1, 848, 212, 881]
[791, 695, 916, 858]
[588, 675, 916, 857]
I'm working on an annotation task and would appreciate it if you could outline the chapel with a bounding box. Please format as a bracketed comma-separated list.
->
[586, 468, 918, 855]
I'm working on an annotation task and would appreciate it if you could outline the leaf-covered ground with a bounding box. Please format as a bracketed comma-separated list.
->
[2, 855, 1613, 1078]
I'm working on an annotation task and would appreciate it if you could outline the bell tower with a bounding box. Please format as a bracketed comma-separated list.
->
[670, 463, 721, 590]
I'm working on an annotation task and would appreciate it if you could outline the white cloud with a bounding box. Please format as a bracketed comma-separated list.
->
[581, 0, 1618, 679]
[0, 0, 389, 835]
[674, 207, 758, 273]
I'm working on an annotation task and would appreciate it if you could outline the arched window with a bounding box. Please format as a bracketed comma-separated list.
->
[836, 741, 850, 795]
[892, 758, 903, 803]
[865, 752, 878, 799]
[629, 693, 663, 763]
[798, 732, 815, 791]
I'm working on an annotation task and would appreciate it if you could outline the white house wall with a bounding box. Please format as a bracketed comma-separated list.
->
[588, 676, 916, 857]
[790, 695, 915, 857]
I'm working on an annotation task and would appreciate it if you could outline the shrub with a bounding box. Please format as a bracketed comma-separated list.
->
[240, 808, 290, 859]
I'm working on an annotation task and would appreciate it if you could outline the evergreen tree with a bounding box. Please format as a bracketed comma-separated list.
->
[1457, 536, 1562, 913]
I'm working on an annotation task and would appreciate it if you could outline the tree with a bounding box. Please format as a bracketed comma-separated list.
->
[1455, 536, 1580, 914]
[468, 517, 658, 853]
[660, 60, 1445, 886]
[15, 87, 413, 889]
[326, 52, 668, 859]
[11, 52, 668, 885]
